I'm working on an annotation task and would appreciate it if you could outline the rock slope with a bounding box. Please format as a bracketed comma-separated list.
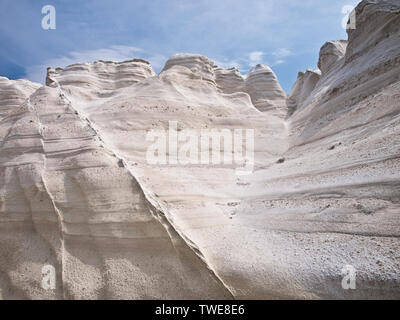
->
[0, 0, 399, 299]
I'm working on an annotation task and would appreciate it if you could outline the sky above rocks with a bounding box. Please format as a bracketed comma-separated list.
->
[0, 0, 359, 92]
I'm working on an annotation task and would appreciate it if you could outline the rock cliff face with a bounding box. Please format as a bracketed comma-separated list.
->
[244, 64, 287, 117]
[162, 53, 216, 85]
[0, 0, 399, 299]
[287, 69, 321, 117]
[213, 64, 287, 117]
[318, 40, 348, 75]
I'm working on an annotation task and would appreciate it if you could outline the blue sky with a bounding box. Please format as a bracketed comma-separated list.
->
[0, 0, 360, 92]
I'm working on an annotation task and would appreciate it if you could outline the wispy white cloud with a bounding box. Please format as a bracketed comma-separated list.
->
[264, 48, 293, 66]
[213, 48, 293, 74]
[213, 58, 243, 70]
[2, 0, 362, 93]
[25, 45, 168, 83]
[214, 51, 267, 72]
[248, 51, 264, 66]
[272, 59, 286, 66]
[26, 44, 295, 85]
[273, 48, 292, 59]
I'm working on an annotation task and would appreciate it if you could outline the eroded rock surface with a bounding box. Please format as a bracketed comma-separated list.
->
[318, 40, 348, 75]
[287, 69, 321, 117]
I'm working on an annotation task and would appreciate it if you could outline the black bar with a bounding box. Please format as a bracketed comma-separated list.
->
[0, 300, 397, 318]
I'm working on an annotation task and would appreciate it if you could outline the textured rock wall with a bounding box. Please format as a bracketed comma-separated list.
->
[244, 64, 287, 117]
[213, 64, 287, 117]
[318, 40, 348, 75]
[0, 77, 41, 118]
[0, 80, 231, 299]
[287, 69, 321, 117]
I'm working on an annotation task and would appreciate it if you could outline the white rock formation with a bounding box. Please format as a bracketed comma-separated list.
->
[214, 67, 246, 94]
[0, 77, 41, 117]
[287, 69, 321, 116]
[162, 53, 216, 85]
[0, 0, 399, 300]
[213, 64, 288, 117]
[318, 40, 348, 75]
[244, 64, 287, 117]
[0, 81, 232, 299]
